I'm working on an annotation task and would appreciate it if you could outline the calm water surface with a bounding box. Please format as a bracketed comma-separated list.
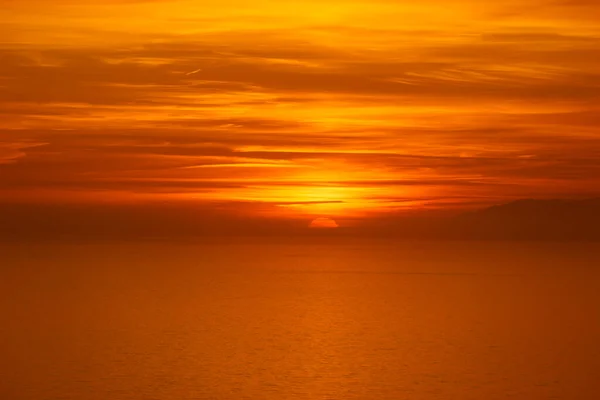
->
[2, 240, 600, 399]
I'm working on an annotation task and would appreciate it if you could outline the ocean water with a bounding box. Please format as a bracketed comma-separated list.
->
[2, 239, 600, 400]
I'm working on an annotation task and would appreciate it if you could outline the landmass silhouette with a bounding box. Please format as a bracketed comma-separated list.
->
[1, 198, 599, 241]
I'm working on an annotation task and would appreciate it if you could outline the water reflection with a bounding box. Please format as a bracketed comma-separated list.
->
[1, 241, 599, 399]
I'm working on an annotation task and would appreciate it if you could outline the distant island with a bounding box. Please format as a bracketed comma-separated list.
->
[450, 198, 600, 241]
[348, 198, 600, 241]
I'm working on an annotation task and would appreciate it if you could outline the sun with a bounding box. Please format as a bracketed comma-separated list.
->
[309, 217, 339, 229]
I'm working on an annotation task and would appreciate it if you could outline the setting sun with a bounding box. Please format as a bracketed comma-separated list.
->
[309, 217, 339, 229]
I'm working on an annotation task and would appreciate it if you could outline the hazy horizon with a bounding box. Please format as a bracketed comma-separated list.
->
[2, 197, 599, 241]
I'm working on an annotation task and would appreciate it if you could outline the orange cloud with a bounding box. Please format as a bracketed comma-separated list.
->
[1, 0, 599, 221]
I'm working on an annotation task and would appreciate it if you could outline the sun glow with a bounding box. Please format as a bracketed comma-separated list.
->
[271, 184, 374, 216]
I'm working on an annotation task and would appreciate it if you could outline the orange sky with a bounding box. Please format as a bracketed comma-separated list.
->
[2, 0, 600, 223]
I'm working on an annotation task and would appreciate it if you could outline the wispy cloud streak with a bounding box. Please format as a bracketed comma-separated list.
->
[1, 0, 599, 219]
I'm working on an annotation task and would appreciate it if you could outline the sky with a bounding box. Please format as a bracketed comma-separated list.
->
[1, 0, 600, 229]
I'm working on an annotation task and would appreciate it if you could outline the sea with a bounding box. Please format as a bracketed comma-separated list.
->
[2, 239, 599, 400]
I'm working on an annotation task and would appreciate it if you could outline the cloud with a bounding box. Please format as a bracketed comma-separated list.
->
[1, 0, 600, 223]
[0, 141, 47, 164]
